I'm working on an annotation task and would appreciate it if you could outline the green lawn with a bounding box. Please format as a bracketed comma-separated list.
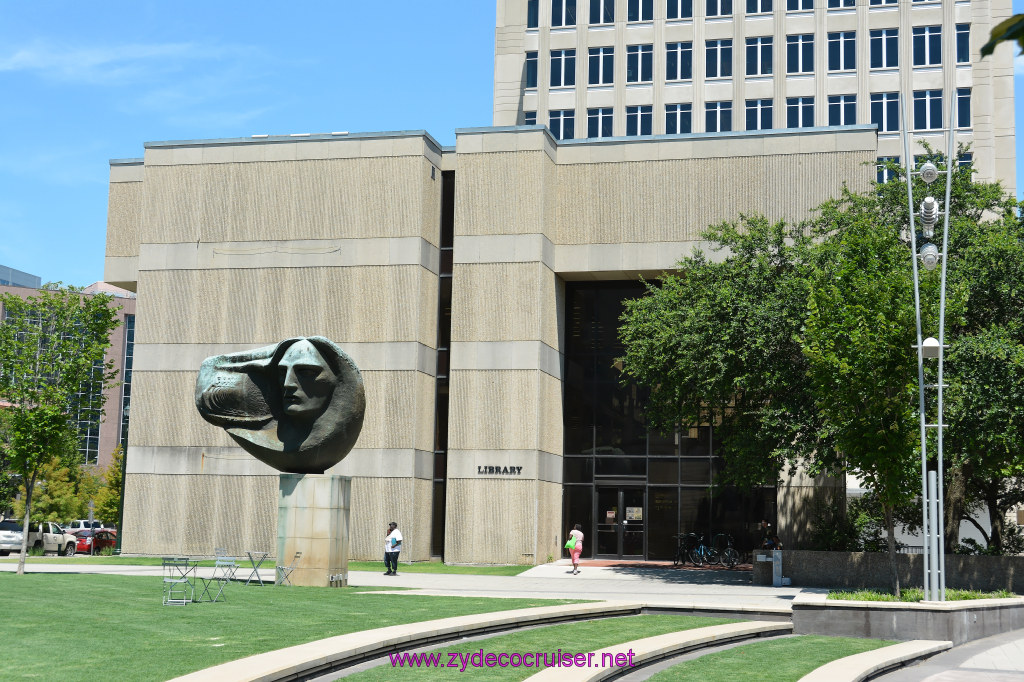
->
[0, 573, 578, 681]
[829, 588, 1016, 602]
[647, 635, 897, 681]
[348, 614, 738, 681]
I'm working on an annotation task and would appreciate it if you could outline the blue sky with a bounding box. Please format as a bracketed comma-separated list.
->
[1, 1, 1021, 287]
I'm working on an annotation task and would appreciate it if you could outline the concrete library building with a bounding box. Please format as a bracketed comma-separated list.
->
[105, 1, 1015, 564]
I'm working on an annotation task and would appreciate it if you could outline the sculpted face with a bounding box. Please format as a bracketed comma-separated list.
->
[277, 340, 336, 420]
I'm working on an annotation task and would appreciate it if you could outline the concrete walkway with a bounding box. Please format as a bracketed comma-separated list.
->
[876, 628, 1024, 680]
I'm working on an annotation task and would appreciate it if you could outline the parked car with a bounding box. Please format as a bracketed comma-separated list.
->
[72, 528, 117, 554]
[26, 522, 79, 556]
[0, 519, 23, 556]
[65, 519, 104, 533]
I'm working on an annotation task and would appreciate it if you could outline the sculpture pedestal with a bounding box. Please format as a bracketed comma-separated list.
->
[278, 474, 350, 587]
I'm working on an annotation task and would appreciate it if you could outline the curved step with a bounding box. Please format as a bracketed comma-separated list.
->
[798, 639, 953, 682]
[523, 620, 793, 681]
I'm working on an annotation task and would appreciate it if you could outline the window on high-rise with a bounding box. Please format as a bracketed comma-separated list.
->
[958, 152, 973, 170]
[787, 96, 814, 128]
[746, 98, 773, 130]
[706, 0, 732, 18]
[666, 103, 693, 133]
[551, 49, 577, 87]
[119, 314, 134, 449]
[913, 26, 942, 66]
[870, 29, 898, 68]
[706, 39, 733, 78]
[828, 94, 856, 125]
[588, 107, 614, 137]
[626, 105, 653, 135]
[591, 0, 615, 23]
[787, 34, 814, 74]
[627, 44, 654, 82]
[746, 36, 772, 75]
[550, 109, 575, 139]
[747, 0, 771, 13]
[957, 88, 971, 129]
[869, 0, 897, 5]
[870, 92, 899, 132]
[828, 32, 855, 71]
[589, 47, 614, 85]
[787, 0, 812, 11]
[528, 0, 539, 27]
[705, 101, 732, 132]
[914, 89, 943, 130]
[666, 42, 693, 81]
[628, 0, 653, 21]
[876, 156, 899, 184]
[667, 0, 693, 19]
[956, 24, 970, 63]
[525, 52, 538, 88]
[524, 111, 537, 125]
[552, 0, 577, 27]
[828, 0, 854, 7]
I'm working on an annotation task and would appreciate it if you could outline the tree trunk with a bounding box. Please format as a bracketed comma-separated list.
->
[16, 471, 36, 576]
[944, 464, 968, 553]
[885, 503, 900, 598]
[987, 487, 1004, 554]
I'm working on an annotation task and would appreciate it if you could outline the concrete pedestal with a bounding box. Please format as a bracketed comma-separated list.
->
[278, 474, 351, 587]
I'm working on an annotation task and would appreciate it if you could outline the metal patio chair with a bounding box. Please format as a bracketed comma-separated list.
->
[162, 557, 194, 605]
[276, 551, 302, 586]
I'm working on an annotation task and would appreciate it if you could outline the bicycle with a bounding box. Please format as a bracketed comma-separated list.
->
[711, 533, 740, 568]
[688, 534, 719, 567]
[671, 532, 699, 567]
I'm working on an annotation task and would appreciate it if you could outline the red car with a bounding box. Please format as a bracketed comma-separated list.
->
[73, 529, 117, 554]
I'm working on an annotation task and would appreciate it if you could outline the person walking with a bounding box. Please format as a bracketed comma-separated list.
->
[568, 523, 584, 575]
[384, 521, 403, 576]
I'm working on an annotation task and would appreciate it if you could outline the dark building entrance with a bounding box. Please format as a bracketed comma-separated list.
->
[561, 282, 776, 561]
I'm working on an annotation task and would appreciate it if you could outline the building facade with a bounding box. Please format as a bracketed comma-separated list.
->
[0, 264, 41, 289]
[106, 125, 874, 561]
[494, 0, 1016, 189]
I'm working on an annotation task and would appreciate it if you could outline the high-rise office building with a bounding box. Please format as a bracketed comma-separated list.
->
[494, 0, 1016, 189]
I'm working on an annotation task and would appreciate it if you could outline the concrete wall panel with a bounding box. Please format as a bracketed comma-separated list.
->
[106, 181, 142, 258]
[444, 478, 543, 564]
[448, 370, 562, 454]
[450, 262, 560, 346]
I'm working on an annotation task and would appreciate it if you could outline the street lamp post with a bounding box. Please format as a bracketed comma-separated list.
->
[900, 95, 958, 602]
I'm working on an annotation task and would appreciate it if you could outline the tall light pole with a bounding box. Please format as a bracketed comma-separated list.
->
[900, 94, 957, 602]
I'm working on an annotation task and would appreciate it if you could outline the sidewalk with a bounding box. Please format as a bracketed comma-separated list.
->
[876, 627, 1024, 680]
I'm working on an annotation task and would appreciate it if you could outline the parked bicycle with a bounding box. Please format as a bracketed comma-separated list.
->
[711, 533, 740, 568]
[671, 532, 699, 567]
[688, 534, 719, 567]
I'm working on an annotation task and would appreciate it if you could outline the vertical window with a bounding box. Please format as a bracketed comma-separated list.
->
[706, 0, 732, 18]
[524, 111, 537, 125]
[747, 0, 771, 13]
[552, 0, 577, 27]
[528, 0, 539, 27]
[627, 44, 654, 82]
[551, 49, 577, 87]
[876, 156, 899, 184]
[787, 96, 814, 127]
[956, 24, 970, 63]
[666, 103, 693, 133]
[957, 87, 971, 128]
[913, 26, 942, 66]
[526, 52, 538, 88]
[870, 92, 899, 132]
[706, 39, 733, 78]
[828, 0, 854, 7]
[667, 0, 693, 18]
[957, 152, 973, 169]
[591, 0, 615, 23]
[828, 31, 856, 71]
[787, 34, 814, 74]
[628, 0, 653, 21]
[746, 36, 773, 75]
[870, 29, 898, 68]
[589, 47, 614, 85]
[745, 98, 773, 130]
[828, 94, 856, 125]
[787, 0, 812, 10]
[549, 109, 575, 139]
[588, 107, 614, 137]
[626, 105, 653, 135]
[666, 42, 693, 80]
[705, 101, 733, 132]
[914, 89, 943, 130]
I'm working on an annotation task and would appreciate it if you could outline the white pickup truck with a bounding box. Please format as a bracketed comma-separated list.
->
[26, 522, 79, 556]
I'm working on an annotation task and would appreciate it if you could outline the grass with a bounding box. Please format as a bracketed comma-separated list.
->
[828, 587, 1017, 602]
[348, 614, 738, 681]
[646, 635, 897, 681]
[0, 573, 580, 681]
[0, 555, 533, 575]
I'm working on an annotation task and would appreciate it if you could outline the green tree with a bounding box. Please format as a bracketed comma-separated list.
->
[0, 410, 18, 515]
[0, 286, 121, 575]
[12, 459, 91, 524]
[92, 445, 124, 526]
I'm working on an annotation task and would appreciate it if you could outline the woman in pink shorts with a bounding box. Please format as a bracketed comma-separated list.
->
[569, 523, 584, 575]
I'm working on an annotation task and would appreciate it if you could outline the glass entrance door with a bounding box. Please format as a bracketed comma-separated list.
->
[595, 486, 645, 558]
